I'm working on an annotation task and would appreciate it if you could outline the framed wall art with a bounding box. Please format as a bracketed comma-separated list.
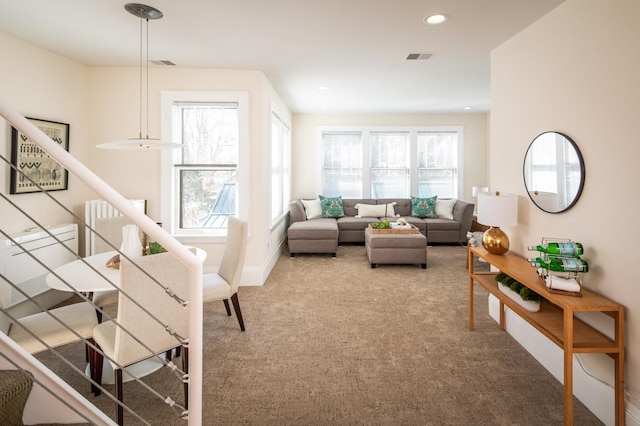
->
[10, 117, 70, 194]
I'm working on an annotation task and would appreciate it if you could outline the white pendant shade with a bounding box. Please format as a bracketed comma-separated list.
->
[97, 137, 182, 150]
[98, 3, 181, 151]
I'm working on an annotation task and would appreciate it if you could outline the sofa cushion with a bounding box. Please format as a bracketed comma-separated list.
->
[411, 196, 438, 218]
[436, 198, 456, 219]
[379, 198, 412, 217]
[403, 216, 427, 234]
[288, 218, 339, 240]
[425, 218, 459, 231]
[342, 198, 375, 217]
[319, 195, 345, 218]
[355, 202, 398, 218]
[337, 216, 378, 231]
[301, 198, 323, 219]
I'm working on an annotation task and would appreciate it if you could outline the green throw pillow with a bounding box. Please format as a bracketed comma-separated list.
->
[319, 195, 345, 218]
[411, 196, 438, 218]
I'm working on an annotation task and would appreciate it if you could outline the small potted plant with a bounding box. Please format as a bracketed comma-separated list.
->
[494, 272, 542, 312]
[371, 204, 391, 229]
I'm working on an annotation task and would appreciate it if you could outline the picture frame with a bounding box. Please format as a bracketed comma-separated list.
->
[10, 118, 70, 194]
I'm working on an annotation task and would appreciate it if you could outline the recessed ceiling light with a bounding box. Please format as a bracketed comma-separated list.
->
[317, 86, 329, 91]
[424, 14, 448, 25]
[464, 106, 472, 110]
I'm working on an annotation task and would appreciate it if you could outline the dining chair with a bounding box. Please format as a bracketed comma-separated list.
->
[91, 216, 134, 321]
[2, 301, 98, 355]
[89, 252, 189, 425]
[202, 216, 248, 331]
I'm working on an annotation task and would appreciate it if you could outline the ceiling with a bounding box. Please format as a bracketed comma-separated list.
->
[0, 0, 564, 114]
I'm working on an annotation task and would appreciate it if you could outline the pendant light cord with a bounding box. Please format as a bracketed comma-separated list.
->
[137, 11, 150, 140]
[137, 12, 144, 140]
[145, 17, 149, 140]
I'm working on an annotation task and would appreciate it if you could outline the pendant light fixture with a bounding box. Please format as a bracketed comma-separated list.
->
[97, 3, 182, 150]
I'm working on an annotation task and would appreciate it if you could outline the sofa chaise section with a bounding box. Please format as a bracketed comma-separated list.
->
[287, 200, 338, 256]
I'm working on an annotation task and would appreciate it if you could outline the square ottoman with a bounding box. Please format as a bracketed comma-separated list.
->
[365, 227, 427, 268]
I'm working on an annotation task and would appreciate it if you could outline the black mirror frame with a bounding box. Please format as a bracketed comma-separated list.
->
[523, 131, 585, 214]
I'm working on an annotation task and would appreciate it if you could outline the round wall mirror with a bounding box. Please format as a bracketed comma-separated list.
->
[523, 131, 585, 213]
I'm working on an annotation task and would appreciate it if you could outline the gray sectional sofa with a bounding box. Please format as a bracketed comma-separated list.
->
[287, 198, 475, 257]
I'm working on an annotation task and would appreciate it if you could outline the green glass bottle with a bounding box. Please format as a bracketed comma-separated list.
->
[529, 256, 589, 273]
[527, 242, 584, 256]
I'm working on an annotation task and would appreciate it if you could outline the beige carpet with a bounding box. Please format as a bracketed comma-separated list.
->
[38, 244, 602, 425]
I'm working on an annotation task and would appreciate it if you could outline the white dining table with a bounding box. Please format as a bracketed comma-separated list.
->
[46, 248, 207, 293]
[45, 248, 206, 384]
[46, 251, 120, 293]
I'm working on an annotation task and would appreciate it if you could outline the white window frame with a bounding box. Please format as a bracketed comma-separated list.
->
[318, 129, 364, 198]
[161, 91, 249, 243]
[271, 112, 291, 227]
[370, 131, 411, 198]
[416, 130, 460, 198]
[317, 126, 463, 199]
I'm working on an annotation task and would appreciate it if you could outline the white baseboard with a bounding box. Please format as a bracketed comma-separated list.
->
[488, 294, 640, 426]
[202, 234, 286, 287]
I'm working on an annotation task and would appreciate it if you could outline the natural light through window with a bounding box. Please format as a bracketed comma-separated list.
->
[161, 91, 248, 239]
[319, 126, 461, 199]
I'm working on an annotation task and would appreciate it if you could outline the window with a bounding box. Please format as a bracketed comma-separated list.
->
[319, 126, 462, 199]
[370, 132, 410, 198]
[321, 132, 362, 198]
[417, 131, 458, 198]
[271, 113, 291, 223]
[161, 91, 248, 238]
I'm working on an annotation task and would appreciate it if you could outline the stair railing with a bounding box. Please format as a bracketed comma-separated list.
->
[0, 96, 203, 425]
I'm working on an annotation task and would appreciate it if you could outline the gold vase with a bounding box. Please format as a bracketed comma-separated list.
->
[482, 227, 510, 255]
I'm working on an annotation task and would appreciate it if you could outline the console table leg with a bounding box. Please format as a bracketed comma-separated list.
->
[615, 309, 625, 426]
[564, 308, 574, 426]
[468, 248, 475, 330]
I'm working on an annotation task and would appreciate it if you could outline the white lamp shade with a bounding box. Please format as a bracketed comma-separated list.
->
[472, 186, 489, 197]
[477, 192, 518, 227]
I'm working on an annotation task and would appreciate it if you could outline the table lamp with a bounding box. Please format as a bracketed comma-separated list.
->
[477, 191, 518, 255]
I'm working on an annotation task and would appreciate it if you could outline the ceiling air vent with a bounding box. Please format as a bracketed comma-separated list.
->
[150, 59, 176, 66]
[406, 53, 434, 61]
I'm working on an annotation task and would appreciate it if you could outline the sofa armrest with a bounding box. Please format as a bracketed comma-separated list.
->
[453, 200, 475, 240]
[289, 200, 307, 224]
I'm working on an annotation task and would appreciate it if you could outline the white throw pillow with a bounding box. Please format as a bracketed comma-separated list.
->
[301, 199, 323, 220]
[355, 202, 398, 218]
[435, 199, 456, 219]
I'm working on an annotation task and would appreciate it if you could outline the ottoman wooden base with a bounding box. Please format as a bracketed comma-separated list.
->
[364, 228, 427, 269]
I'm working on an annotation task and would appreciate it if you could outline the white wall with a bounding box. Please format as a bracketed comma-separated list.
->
[291, 112, 488, 201]
[490, 0, 640, 415]
[89, 67, 284, 272]
[0, 32, 290, 282]
[0, 32, 90, 233]
[88, 67, 290, 278]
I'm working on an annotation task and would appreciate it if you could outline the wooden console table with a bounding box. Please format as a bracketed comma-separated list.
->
[467, 246, 625, 425]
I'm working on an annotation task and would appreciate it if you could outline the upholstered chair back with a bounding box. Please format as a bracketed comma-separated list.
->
[113, 252, 189, 367]
[216, 217, 248, 295]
